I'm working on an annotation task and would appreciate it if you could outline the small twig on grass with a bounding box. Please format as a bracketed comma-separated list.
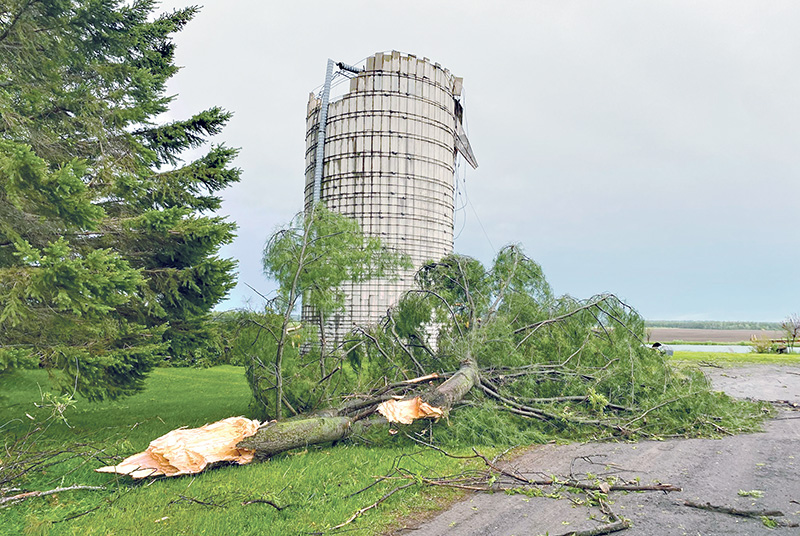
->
[54, 503, 104, 523]
[329, 482, 415, 532]
[168, 495, 225, 508]
[343, 474, 391, 500]
[404, 433, 481, 460]
[241, 498, 287, 510]
[0, 485, 105, 506]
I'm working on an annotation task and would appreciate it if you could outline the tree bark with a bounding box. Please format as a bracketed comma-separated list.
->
[237, 416, 354, 459]
[422, 356, 479, 412]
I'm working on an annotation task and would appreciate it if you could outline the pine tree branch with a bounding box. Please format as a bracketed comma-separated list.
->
[0, 0, 36, 43]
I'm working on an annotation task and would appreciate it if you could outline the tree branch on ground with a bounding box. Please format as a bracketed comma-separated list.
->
[681, 499, 799, 527]
[0, 485, 105, 507]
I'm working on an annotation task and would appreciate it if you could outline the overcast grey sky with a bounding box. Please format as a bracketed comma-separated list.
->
[158, 0, 800, 321]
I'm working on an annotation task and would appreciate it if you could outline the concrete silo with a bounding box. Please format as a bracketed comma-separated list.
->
[303, 50, 477, 346]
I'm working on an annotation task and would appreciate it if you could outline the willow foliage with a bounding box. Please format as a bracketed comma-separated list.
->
[330, 246, 765, 443]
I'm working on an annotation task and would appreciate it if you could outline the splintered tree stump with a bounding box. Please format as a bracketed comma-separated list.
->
[95, 356, 480, 478]
[96, 417, 261, 478]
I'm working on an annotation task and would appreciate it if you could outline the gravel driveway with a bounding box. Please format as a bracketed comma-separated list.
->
[399, 365, 800, 536]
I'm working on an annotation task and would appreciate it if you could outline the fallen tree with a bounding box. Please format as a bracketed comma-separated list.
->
[98, 246, 768, 477]
[99, 357, 479, 476]
[237, 248, 765, 459]
[239, 353, 478, 458]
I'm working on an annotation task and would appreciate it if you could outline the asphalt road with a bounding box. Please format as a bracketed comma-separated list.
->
[398, 365, 800, 536]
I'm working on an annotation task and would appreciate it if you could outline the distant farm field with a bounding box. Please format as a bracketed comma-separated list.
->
[647, 328, 784, 343]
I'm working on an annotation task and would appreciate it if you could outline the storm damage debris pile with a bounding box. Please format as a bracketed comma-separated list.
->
[96, 417, 261, 478]
[96, 248, 771, 481]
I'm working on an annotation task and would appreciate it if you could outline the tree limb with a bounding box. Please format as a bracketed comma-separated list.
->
[0, 485, 105, 506]
[680, 500, 789, 520]
[555, 519, 631, 536]
[328, 481, 415, 532]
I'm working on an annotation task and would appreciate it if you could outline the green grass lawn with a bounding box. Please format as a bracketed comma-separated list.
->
[659, 340, 751, 346]
[3, 351, 788, 535]
[672, 351, 800, 366]
[0, 367, 473, 536]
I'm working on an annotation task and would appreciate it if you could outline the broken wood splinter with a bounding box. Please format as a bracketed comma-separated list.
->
[95, 416, 261, 478]
[377, 396, 444, 425]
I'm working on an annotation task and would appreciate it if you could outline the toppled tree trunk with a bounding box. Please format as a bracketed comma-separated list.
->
[237, 416, 355, 459]
[238, 354, 479, 460]
[97, 355, 480, 478]
[423, 357, 480, 411]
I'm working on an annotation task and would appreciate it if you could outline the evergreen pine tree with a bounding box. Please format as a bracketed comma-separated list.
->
[0, 0, 240, 399]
